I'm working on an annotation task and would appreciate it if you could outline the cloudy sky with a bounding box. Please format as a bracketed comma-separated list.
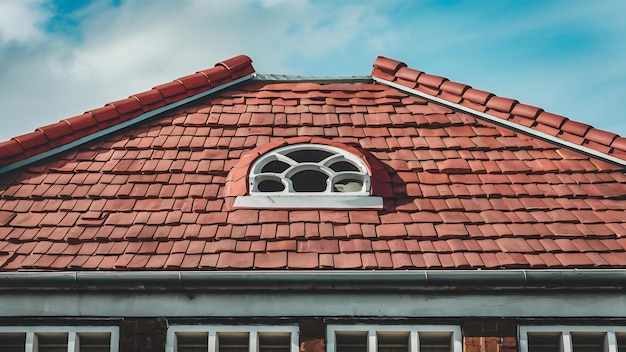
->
[0, 0, 625, 142]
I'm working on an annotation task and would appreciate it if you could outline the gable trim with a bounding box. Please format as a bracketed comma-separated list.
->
[0, 74, 255, 175]
[373, 76, 626, 168]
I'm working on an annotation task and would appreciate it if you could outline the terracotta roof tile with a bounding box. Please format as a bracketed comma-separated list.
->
[372, 56, 626, 157]
[1, 55, 626, 271]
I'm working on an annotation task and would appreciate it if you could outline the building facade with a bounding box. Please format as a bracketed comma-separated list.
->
[1, 55, 625, 351]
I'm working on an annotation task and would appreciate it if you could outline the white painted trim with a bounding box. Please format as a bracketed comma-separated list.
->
[409, 331, 418, 352]
[327, 325, 462, 352]
[0, 326, 119, 352]
[208, 331, 217, 352]
[68, 332, 78, 352]
[368, 330, 377, 352]
[166, 325, 299, 352]
[233, 194, 383, 209]
[373, 77, 626, 167]
[607, 332, 618, 352]
[562, 331, 572, 352]
[519, 325, 626, 352]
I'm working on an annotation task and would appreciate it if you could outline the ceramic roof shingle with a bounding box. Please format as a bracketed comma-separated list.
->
[371, 56, 626, 160]
[0, 55, 255, 168]
[0, 55, 625, 271]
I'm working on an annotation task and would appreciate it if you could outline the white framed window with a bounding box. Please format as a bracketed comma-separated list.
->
[0, 326, 119, 352]
[234, 144, 383, 209]
[166, 325, 299, 352]
[519, 326, 626, 352]
[327, 325, 462, 352]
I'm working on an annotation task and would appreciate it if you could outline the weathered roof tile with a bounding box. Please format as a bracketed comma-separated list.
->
[0, 55, 625, 271]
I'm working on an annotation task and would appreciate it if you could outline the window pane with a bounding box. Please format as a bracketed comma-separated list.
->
[572, 332, 605, 352]
[334, 179, 363, 192]
[336, 331, 367, 352]
[262, 161, 290, 173]
[0, 332, 25, 352]
[258, 179, 285, 192]
[616, 332, 626, 352]
[37, 332, 68, 352]
[79, 332, 111, 352]
[177, 332, 209, 352]
[527, 332, 561, 352]
[419, 332, 452, 352]
[259, 332, 291, 352]
[378, 331, 409, 352]
[285, 150, 333, 163]
[291, 170, 328, 192]
[218, 332, 249, 352]
[330, 161, 359, 172]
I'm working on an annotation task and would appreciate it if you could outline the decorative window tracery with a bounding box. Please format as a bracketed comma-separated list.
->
[233, 144, 382, 209]
[250, 144, 370, 195]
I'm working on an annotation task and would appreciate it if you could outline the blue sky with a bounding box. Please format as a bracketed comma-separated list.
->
[0, 0, 624, 142]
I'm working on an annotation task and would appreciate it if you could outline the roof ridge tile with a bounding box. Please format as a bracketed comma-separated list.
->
[372, 56, 406, 75]
[395, 67, 423, 83]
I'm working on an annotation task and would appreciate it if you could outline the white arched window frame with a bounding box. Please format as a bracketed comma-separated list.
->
[233, 144, 383, 209]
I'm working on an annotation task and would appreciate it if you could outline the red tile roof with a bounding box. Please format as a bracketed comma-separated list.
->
[0, 55, 625, 271]
[0, 55, 255, 168]
[371, 56, 626, 161]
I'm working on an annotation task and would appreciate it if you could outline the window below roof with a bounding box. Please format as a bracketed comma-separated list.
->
[234, 144, 382, 209]
[165, 325, 299, 352]
[519, 326, 626, 352]
[327, 325, 462, 352]
[0, 326, 118, 352]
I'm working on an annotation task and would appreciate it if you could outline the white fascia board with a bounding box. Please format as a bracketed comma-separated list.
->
[373, 77, 626, 168]
[233, 195, 383, 209]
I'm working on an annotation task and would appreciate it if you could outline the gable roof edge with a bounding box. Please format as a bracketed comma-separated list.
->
[0, 73, 255, 175]
[373, 76, 626, 168]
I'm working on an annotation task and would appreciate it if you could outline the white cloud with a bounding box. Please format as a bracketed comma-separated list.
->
[0, 0, 49, 45]
[0, 0, 397, 141]
[0, 0, 624, 143]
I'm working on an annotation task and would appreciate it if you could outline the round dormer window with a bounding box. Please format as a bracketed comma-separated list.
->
[249, 144, 371, 195]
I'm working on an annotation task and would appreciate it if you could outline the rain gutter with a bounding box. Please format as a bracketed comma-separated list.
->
[0, 74, 255, 175]
[1, 270, 625, 292]
[373, 77, 626, 168]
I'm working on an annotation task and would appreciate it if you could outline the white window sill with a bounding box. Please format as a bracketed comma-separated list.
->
[233, 195, 383, 209]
